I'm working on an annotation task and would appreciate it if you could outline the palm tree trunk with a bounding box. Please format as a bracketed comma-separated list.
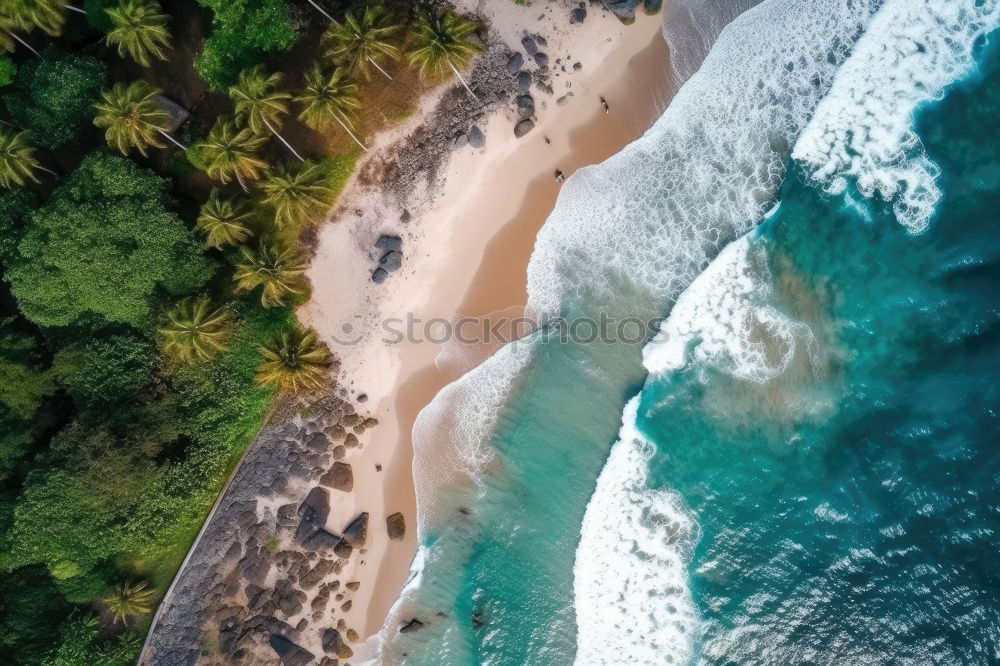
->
[304, 0, 338, 24]
[5, 31, 40, 57]
[368, 56, 393, 81]
[157, 128, 187, 151]
[446, 57, 478, 101]
[36, 165, 60, 180]
[65, 5, 87, 14]
[332, 115, 367, 152]
[263, 118, 305, 162]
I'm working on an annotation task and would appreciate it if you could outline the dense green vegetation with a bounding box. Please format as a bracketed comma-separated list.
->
[0, 0, 484, 662]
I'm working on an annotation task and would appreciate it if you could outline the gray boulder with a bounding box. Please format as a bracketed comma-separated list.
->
[516, 70, 532, 92]
[268, 635, 314, 666]
[516, 95, 535, 118]
[514, 119, 535, 138]
[371, 268, 388, 284]
[374, 234, 402, 252]
[534, 52, 549, 67]
[570, 3, 587, 23]
[342, 512, 369, 547]
[321, 462, 354, 492]
[467, 125, 486, 149]
[386, 512, 406, 541]
[506, 52, 524, 75]
[521, 35, 538, 56]
[379, 250, 403, 272]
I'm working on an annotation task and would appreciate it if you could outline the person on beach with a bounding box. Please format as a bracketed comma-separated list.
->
[554, 169, 566, 183]
[600, 96, 610, 113]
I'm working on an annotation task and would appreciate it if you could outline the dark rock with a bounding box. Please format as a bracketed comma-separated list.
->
[399, 618, 425, 633]
[521, 35, 538, 56]
[342, 512, 369, 547]
[386, 512, 406, 540]
[357, 393, 368, 402]
[570, 3, 587, 23]
[601, 0, 641, 23]
[344, 433, 360, 449]
[506, 52, 524, 75]
[516, 70, 532, 92]
[268, 635, 314, 666]
[644, 0, 663, 14]
[346, 581, 360, 591]
[340, 600, 352, 612]
[298, 487, 330, 525]
[556, 95, 569, 106]
[332, 445, 347, 460]
[334, 538, 353, 559]
[342, 413, 361, 427]
[304, 528, 341, 552]
[304, 432, 329, 451]
[371, 267, 388, 284]
[301, 558, 337, 589]
[322, 628, 342, 653]
[452, 132, 469, 149]
[374, 234, 402, 252]
[536, 34, 548, 47]
[400, 209, 411, 224]
[573, 61, 583, 71]
[467, 125, 485, 149]
[534, 52, 549, 67]
[325, 424, 346, 440]
[516, 95, 535, 118]
[320, 658, 339, 666]
[379, 250, 403, 272]
[321, 462, 354, 492]
[514, 119, 535, 138]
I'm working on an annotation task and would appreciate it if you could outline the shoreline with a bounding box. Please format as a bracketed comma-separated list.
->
[300, 6, 675, 650]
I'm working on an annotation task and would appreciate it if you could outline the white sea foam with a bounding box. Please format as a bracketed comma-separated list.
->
[793, 0, 1000, 233]
[573, 398, 700, 666]
[642, 233, 817, 383]
[526, 0, 883, 322]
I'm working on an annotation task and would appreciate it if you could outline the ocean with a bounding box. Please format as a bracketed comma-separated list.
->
[379, 0, 1000, 663]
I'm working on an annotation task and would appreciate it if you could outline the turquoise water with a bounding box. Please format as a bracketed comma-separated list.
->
[637, 37, 1000, 663]
[383, 5, 1000, 664]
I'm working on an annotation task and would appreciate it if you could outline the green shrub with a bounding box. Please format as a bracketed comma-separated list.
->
[195, 0, 298, 91]
[49, 612, 142, 666]
[0, 55, 15, 88]
[0, 566, 71, 665]
[0, 184, 37, 267]
[53, 333, 156, 407]
[0, 320, 52, 420]
[8, 151, 214, 328]
[83, 0, 117, 33]
[1, 46, 107, 150]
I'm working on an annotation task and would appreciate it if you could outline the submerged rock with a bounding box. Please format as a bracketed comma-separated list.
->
[399, 618, 425, 633]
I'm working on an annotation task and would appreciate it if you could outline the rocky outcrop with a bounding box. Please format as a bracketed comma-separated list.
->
[386, 512, 406, 541]
[342, 513, 369, 548]
[320, 462, 353, 492]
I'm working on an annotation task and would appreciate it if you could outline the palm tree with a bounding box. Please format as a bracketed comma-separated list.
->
[408, 9, 482, 100]
[196, 116, 269, 191]
[4, 0, 66, 37]
[196, 189, 255, 248]
[255, 326, 333, 393]
[105, 0, 172, 68]
[93, 80, 183, 156]
[0, 12, 40, 56]
[322, 4, 401, 81]
[102, 580, 156, 625]
[0, 128, 45, 188]
[229, 65, 304, 162]
[233, 243, 308, 307]
[159, 296, 234, 362]
[295, 64, 365, 151]
[260, 160, 335, 228]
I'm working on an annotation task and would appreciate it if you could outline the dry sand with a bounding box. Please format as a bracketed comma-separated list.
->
[298, 5, 675, 651]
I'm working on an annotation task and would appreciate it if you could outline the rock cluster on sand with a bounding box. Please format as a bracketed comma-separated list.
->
[372, 234, 404, 283]
[601, 0, 662, 24]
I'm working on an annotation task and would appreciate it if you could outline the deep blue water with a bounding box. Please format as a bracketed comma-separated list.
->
[637, 36, 1000, 664]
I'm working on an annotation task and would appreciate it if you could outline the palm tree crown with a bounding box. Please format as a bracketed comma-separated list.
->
[196, 116, 269, 190]
[196, 189, 255, 248]
[408, 9, 482, 97]
[233, 243, 308, 307]
[230, 65, 305, 160]
[322, 4, 401, 81]
[260, 160, 335, 228]
[255, 326, 333, 393]
[4, 0, 65, 37]
[105, 0, 172, 67]
[93, 80, 171, 156]
[0, 129, 41, 189]
[159, 296, 234, 362]
[103, 580, 156, 625]
[296, 64, 365, 150]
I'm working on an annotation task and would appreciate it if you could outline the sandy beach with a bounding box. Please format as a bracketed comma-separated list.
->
[299, 4, 676, 649]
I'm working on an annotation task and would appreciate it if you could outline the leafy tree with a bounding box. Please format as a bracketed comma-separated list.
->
[49, 612, 143, 666]
[4, 0, 66, 36]
[255, 326, 332, 392]
[233, 243, 307, 307]
[105, 0, 171, 67]
[194, 0, 297, 92]
[195, 189, 254, 248]
[260, 159, 335, 228]
[0, 188, 36, 264]
[296, 64, 365, 151]
[408, 9, 482, 99]
[322, 4, 401, 81]
[194, 115, 268, 190]
[0, 128, 41, 188]
[0, 318, 52, 419]
[7, 151, 212, 327]
[229, 64, 304, 161]
[93, 80, 183, 156]
[0, 566, 71, 663]
[159, 296, 233, 362]
[53, 332, 156, 406]
[0, 55, 14, 87]
[102, 579, 155, 625]
[1, 46, 107, 150]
